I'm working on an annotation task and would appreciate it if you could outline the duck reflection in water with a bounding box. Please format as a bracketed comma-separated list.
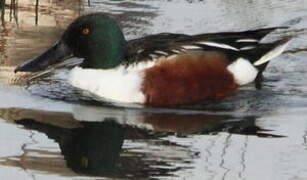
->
[0, 105, 284, 178]
[17, 119, 125, 176]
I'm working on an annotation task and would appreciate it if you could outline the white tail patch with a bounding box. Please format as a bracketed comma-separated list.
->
[197, 41, 239, 51]
[253, 41, 290, 66]
[227, 58, 258, 85]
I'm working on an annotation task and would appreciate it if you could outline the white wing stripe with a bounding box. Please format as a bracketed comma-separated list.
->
[197, 41, 239, 51]
[172, 50, 181, 54]
[236, 39, 258, 42]
[149, 54, 158, 59]
[253, 41, 289, 66]
[182, 45, 202, 50]
[154, 50, 169, 55]
[240, 46, 256, 50]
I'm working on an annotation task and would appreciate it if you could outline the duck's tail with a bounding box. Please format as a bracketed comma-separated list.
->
[243, 37, 292, 71]
[241, 37, 291, 89]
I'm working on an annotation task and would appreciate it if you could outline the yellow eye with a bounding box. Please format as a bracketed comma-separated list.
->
[82, 28, 91, 35]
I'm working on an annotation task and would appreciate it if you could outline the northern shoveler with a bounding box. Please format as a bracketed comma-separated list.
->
[14, 13, 291, 107]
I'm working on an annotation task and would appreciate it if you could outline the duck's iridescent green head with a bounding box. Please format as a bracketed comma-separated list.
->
[15, 13, 127, 72]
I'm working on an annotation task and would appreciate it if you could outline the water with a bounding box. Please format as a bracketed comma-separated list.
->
[1, 0, 307, 179]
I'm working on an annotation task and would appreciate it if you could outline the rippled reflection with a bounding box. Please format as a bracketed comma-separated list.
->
[0, 105, 283, 178]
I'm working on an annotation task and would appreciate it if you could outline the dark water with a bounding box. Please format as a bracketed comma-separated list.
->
[1, 0, 307, 179]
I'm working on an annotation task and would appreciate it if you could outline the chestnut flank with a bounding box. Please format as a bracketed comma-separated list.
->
[142, 52, 237, 106]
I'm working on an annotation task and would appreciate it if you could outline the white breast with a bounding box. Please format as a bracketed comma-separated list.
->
[68, 62, 154, 104]
[227, 58, 258, 85]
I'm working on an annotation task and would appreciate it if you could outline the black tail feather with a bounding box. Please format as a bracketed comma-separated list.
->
[242, 36, 292, 65]
[193, 26, 288, 42]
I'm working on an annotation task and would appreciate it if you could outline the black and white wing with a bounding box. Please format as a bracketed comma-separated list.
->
[125, 27, 288, 65]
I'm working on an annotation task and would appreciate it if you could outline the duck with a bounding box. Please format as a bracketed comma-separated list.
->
[14, 13, 291, 107]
